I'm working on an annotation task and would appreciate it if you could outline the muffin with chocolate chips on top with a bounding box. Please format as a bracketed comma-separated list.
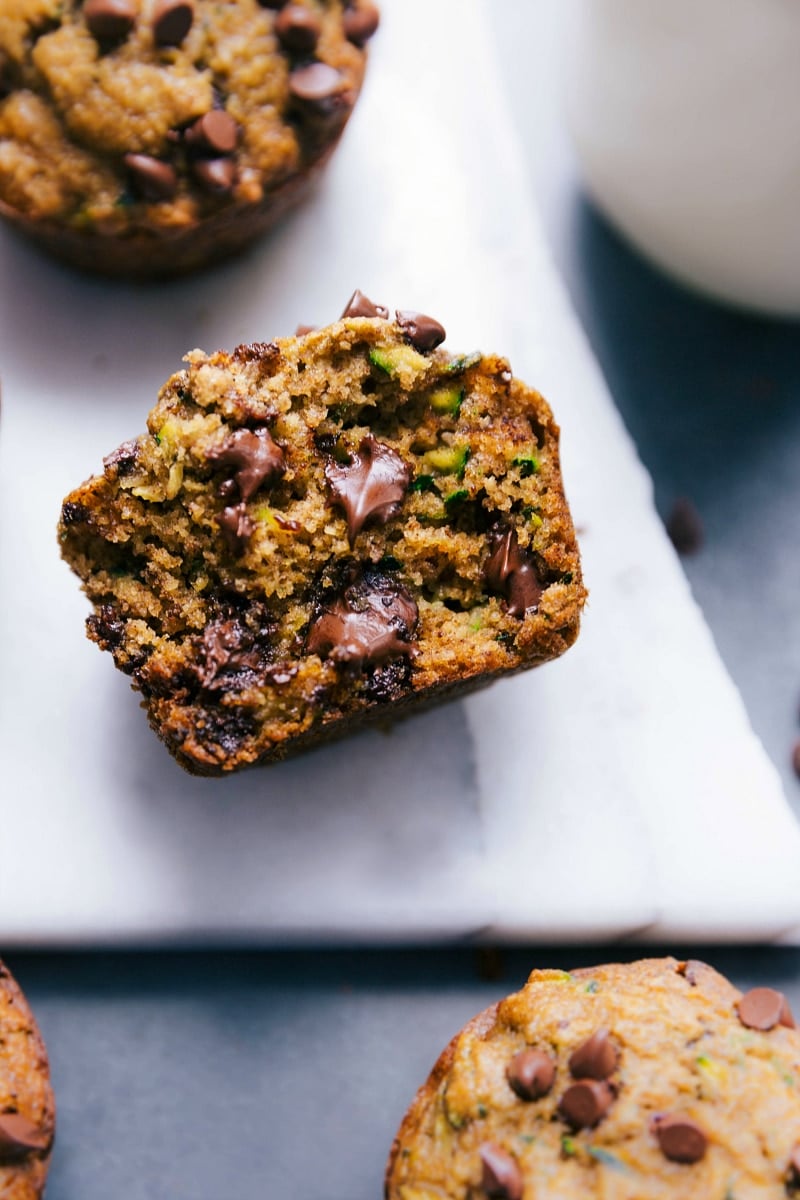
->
[0, 0, 377, 276]
[59, 293, 584, 774]
[0, 961, 55, 1200]
[386, 957, 800, 1200]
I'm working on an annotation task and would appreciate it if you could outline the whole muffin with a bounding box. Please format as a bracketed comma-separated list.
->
[0, 0, 377, 276]
[0, 961, 55, 1200]
[386, 958, 800, 1199]
[58, 293, 585, 774]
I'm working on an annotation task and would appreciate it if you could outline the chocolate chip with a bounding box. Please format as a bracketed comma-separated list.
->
[218, 503, 254, 555]
[257, 0, 287, 7]
[652, 1113, 707, 1164]
[185, 110, 238, 155]
[569, 1029, 618, 1081]
[103, 438, 140, 478]
[306, 568, 417, 668]
[61, 500, 89, 526]
[197, 612, 273, 691]
[787, 1144, 800, 1186]
[84, 0, 137, 42]
[507, 1048, 555, 1101]
[666, 496, 704, 555]
[677, 960, 704, 986]
[0, 1114, 50, 1163]
[207, 427, 285, 502]
[289, 62, 346, 104]
[558, 1080, 613, 1130]
[736, 987, 796, 1031]
[484, 526, 544, 618]
[395, 310, 446, 352]
[152, 0, 194, 45]
[479, 1143, 523, 1200]
[192, 157, 236, 194]
[275, 4, 321, 54]
[792, 739, 800, 781]
[123, 154, 177, 202]
[343, 1, 380, 45]
[325, 435, 410, 546]
[341, 289, 388, 319]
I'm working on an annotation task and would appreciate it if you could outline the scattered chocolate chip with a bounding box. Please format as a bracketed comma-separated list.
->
[103, 438, 140, 478]
[787, 1144, 800, 1186]
[341, 289, 388, 319]
[61, 500, 89, 526]
[306, 567, 417, 668]
[792, 739, 800, 781]
[558, 1080, 614, 1130]
[218, 503, 254, 555]
[257, 0, 287, 7]
[736, 987, 795, 1031]
[652, 1113, 707, 1164]
[507, 1048, 556, 1101]
[569, 1029, 618, 1081]
[198, 613, 273, 691]
[207, 427, 285, 502]
[343, 1, 380, 45]
[484, 526, 544, 618]
[152, 0, 194, 45]
[231, 341, 280, 367]
[289, 61, 346, 104]
[84, 0, 137, 42]
[666, 496, 704, 555]
[123, 153, 177, 202]
[0, 1114, 50, 1162]
[185, 110, 238, 155]
[395, 310, 446, 352]
[479, 1143, 523, 1200]
[192, 157, 236, 194]
[295, 324, 317, 336]
[325, 435, 410, 545]
[275, 4, 321, 54]
[86, 604, 126, 654]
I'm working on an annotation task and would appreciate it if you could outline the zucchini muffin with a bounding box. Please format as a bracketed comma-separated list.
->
[0, 0, 377, 276]
[59, 294, 584, 774]
[386, 958, 800, 1200]
[0, 961, 55, 1200]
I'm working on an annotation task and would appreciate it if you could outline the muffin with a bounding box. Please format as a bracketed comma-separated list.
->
[386, 957, 800, 1199]
[59, 293, 585, 774]
[0, 0, 377, 276]
[0, 961, 55, 1200]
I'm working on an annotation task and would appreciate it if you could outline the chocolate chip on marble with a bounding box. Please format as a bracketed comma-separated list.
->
[192, 157, 236, 194]
[558, 1080, 614, 1130]
[289, 62, 346, 104]
[185, 110, 239, 155]
[217, 503, 254, 555]
[84, 0, 137, 42]
[123, 153, 177, 202]
[507, 1048, 556, 1101]
[652, 1113, 707, 1164]
[737, 987, 796, 1031]
[343, 1, 380, 46]
[275, 4, 321, 54]
[341, 289, 389, 319]
[792, 739, 800, 781]
[484, 526, 544, 618]
[569, 1029, 618, 1081]
[0, 1114, 50, 1162]
[306, 568, 417, 668]
[152, 0, 194, 46]
[325, 434, 410, 545]
[479, 1143, 523, 1200]
[395, 310, 446, 352]
[207, 427, 285, 501]
[666, 496, 704, 555]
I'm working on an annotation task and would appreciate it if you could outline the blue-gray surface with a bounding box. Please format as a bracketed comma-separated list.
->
[5, 6, 800, 1199]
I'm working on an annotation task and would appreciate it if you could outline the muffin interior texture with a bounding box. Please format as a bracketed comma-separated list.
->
[60, 305, 584, 773]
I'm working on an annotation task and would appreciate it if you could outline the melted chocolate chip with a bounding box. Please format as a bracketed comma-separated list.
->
[558, 1080, 613, 1130]
[341, 289, 388, 319]
[306, 568, 417, 668]
[484, 527, 544, 618]
[197, 613, 272, 692]
[361, 655, 413, 704]
[192, 157, 236, 194]
[275, 4, 321, 54]
[207, 427, 285, 502]
[87, 604, 126, 653]
[507, 1048, 556, 1101]
[152, 0, 194, 45]
[194, 705, 256, 756]
[185, 110, 238, 155]
[103, 439, 140, 478]
[218, 503, 254, 555]
[124, 154, 177, 202]
[666, 497, 704, 556]
[289, 62, 346, 104]
[84, 0, 137, 42]
[652, 1113, 707, 1164]
[737, 987, 796, 1031]
[0, 1114, 50, 1163]
[395, 310, 446, 352]
[325, 435, 410, 545]
[61, 500, 89, 526]
[479, 1143, 523, 1200]
[343, 2, 380, 45]
[568, 1029, 618, 1081]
